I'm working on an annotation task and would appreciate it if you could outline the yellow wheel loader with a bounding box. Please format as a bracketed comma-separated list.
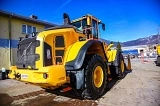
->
[8, 13, 131, 99]
[156, 44, 160, 66]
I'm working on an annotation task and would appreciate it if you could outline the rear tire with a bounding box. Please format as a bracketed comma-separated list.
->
[112, 53, 125, 79]
[81, 55, 107, 99]
[118, 54, 125, 79]
[156, 56, 160, 66]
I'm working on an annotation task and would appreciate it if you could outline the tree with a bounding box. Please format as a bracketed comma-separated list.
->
[117, 41, 122, 52]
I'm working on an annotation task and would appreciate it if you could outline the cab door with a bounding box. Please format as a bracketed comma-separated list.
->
[54, 35, 65, 65]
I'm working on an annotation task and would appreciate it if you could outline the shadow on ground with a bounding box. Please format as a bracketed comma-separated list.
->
[0, 93, 14, 106]
[154, 61, 160, 66]
[24, 95, 97, 106]
[46, 87, 83, 99]
[46, 69, 132, 100]
[103, 69, 132, 96]
[0, 70, 132, 106]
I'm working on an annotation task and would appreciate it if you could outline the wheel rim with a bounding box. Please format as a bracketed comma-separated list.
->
[121, 60, 125, 73]
[93, 66, 104, 88]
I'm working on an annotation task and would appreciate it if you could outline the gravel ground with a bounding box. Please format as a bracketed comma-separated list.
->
[0, 58, 160, 106]
[98, 58, 160, 106]
[0, 79, 43, 97]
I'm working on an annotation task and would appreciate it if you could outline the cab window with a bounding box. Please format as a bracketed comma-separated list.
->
[72, 18, 87, 29]
[92, 19, 98, 38]
[73, 21, 81, 28]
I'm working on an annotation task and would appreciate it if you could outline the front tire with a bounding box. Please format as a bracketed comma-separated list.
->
[82, 55, 107, 99]
[118, 54, 125, 79]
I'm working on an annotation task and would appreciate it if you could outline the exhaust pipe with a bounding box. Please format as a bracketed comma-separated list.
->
[63, 13, 71, 25]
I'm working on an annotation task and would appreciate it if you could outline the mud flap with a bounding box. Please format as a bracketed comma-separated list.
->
[75, 69, 84, 89]
[69, 69, 84, 89]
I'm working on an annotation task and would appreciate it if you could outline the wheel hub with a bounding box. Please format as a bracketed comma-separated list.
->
[93, 66, 104, 88]
[121, 60, 125, 73]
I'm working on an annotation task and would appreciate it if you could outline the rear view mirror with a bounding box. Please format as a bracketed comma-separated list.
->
[102, 23, 105, 31]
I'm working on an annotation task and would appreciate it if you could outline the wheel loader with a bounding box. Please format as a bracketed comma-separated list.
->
[156, 44, 160, 65]
[8, 13, 131, 99]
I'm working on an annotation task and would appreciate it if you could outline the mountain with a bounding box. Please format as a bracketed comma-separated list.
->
[100, 38, 111, 44]
[122, 35, 159, 47]
[101, 34, 159, 47]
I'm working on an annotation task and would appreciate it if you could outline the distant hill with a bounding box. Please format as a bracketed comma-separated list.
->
[100, 38, 120, 46]
[101, 34, 159, 47]
[122, 35, 159, 47]
[100, 38, 111, 44]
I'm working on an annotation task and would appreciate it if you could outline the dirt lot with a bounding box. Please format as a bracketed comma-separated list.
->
[0, 58, 160, 106]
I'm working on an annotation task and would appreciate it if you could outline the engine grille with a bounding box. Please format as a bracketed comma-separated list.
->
[16, 37, 40, 69]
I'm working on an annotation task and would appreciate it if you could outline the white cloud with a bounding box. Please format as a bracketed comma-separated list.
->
[54, 0, 72, 13]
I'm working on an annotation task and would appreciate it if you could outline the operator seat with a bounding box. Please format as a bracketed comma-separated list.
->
[83, 25, 91, 39]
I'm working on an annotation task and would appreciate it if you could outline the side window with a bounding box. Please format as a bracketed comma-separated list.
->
[22, 24, 37, 34]
[55, 36, 65, 47]
[27, 25, 32, 34]
[22, 25, 26, 33]
[32, 26, 36, 32]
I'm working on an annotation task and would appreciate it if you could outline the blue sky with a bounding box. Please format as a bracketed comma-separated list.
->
[0, 0, 160, 42]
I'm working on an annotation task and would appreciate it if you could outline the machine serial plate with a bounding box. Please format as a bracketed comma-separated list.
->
[21, 74, 28, 79]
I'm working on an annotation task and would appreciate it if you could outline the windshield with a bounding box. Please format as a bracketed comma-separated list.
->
[72, 18, 87, 30]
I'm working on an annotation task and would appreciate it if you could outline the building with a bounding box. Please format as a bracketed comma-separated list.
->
[122, 44, 157, 57]
[0, 10, 57, 70]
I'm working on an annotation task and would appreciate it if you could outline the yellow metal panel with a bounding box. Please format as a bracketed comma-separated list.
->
[157, 45, 160, 55]
[107, 50, 117, 62]
[42, 28, 85, 49]
[46, 65, 66, 85]
[87, 17, 91, 25]
[42, 28, 74, 36]
[41, 28, 85, 65]
[42, 28, 74, 65]
[65, 41, 87, 62]
[9, 65, 67, 87]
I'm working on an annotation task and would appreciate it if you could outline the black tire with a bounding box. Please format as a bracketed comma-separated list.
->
[156, 56, 160, 66]
[111, 53, 125, 79]
[0, 72, 6, 80]
[118, 54, 125, 79]
[81, 54, 107, 99]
